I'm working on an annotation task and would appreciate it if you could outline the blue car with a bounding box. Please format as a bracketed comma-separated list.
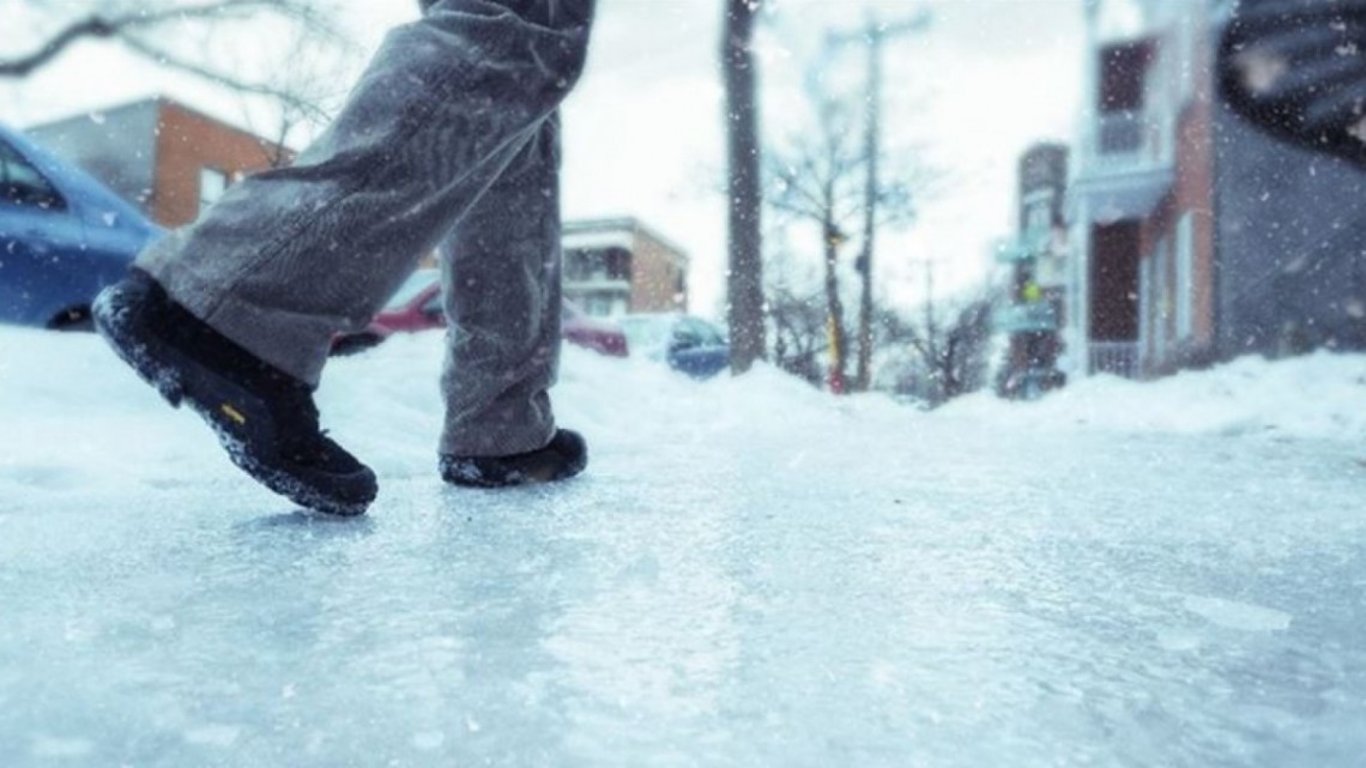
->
[0, 124, 159, 329]
[618, 313, 730, 379]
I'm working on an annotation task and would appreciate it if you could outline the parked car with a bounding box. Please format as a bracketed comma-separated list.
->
[618, 313, 730, 379]
[331, 268, 629, 357]
[0, 123, 160, 330]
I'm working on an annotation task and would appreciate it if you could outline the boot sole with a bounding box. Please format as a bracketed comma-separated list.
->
[441, 432, 587, 488]
[93, 285, 372, 516]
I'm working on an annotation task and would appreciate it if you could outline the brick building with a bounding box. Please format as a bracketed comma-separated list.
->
[994, 143, 1070, 395]
[27, 97, 293, 228]
[1069, 0, 1365, 379]
[561, 218, 688, 318]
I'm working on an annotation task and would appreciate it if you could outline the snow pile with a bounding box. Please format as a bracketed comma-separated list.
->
[941, 350, 1366, 442]
[2, 324, 1363, 504]
[0, 326, 866, 503]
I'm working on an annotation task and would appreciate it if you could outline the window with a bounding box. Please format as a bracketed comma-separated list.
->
[1175, 212, 1194, 340]
[1098, 39, 1154, 113]
[0, 139, 64, 210]
[199, 167, 230, 213]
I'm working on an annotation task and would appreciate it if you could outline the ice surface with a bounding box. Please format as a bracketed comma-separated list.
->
[1, 327, 1365, 766]
[1182, 596, 1293, 633]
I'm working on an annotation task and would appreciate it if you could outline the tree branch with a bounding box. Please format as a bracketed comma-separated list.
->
[0, 16, 118, 76]
[119, 32, 332, 124]
[0, 0, 344, 79]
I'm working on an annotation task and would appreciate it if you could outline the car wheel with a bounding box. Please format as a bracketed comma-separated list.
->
[49, 306, 95, 332]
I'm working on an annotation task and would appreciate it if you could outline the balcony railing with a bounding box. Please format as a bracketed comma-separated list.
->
[563, 276, 630, 293]
[1088, 341, 1140, 378]
[1082, 110, 1172, 176]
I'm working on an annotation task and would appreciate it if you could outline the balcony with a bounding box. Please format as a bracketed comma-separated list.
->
[994, 302, 1059, 334]
[1088, 341, 1140, 378]
[564, 276, 630, 293]
[1073, 109, 1175, 220]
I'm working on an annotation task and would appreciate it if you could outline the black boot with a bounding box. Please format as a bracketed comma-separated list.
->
[440, 429, 587, 488]
[93, 270, 378, 516]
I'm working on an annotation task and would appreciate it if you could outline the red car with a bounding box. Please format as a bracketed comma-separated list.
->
[331, 269, 628, 357]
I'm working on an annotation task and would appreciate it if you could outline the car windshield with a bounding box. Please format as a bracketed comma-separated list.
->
[383, 268, 437, 310]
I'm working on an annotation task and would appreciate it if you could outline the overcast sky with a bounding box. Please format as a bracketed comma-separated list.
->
[2, 0, 1086, 318]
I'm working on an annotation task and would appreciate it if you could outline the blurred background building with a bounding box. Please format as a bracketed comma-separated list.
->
[995, 142, 1070, 397]
[562, 217, 689, 318]
[27, 97, 293, 229]
[1069, 0, 1365, 379]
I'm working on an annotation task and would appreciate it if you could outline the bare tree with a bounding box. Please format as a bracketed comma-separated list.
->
[764, 245, 829, 387]
[886, 276, 996, 407]
[1, 0, 348, 125]
[826, 11, 931, 393]
[721, 0, 767, 375]
[767, 98, 859, 392]
[767, 86, 921, 393]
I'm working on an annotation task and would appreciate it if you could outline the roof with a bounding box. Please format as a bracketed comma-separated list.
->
[26, 96, 294, 156]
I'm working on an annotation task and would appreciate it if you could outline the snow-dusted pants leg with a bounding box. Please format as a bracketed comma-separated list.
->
[134, 0, 595, 420]
[438, 115, 563, 456]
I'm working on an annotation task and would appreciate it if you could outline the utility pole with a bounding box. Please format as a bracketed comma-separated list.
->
[829, 9, 931, 392]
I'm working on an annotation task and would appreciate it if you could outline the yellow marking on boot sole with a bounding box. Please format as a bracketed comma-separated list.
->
[220, 403, 247, 425]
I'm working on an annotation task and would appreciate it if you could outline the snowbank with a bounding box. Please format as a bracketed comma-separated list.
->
[0, 326, 869, 502]
[941, 350, 1366, 442]
[2, 324, 1362, 508]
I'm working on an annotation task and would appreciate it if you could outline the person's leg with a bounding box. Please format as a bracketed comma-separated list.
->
[96, 0, 595, 514]
[136, 0, 595, 388]
[438, 115, 563, 460]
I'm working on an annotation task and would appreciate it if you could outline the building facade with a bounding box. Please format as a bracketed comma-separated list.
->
[28, 97, 293, 229]
[995, 143, 1070, 396]
[561, 218, 688, 318]
[1068, 0, 1365, 379]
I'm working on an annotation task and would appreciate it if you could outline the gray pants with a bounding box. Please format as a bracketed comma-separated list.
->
[136, 0, 595, 457]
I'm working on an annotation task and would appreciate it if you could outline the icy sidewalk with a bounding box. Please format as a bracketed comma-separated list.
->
[1, 328, 1365, 766]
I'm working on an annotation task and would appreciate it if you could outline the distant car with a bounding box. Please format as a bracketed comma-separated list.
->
[0, 123, 160, 330]
[331, 268, 629, 358]
[618, 313, 730, 379]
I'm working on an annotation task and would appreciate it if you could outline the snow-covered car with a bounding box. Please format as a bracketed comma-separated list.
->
[331, 268, 629, 358]
[617, 313, 730, 379]
[0, 123, 160, 330]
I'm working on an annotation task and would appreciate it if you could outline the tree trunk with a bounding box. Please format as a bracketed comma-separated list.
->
[721, 0, 766, 374]
[823, 221, 849, 393]
[854, 19, 881, 393]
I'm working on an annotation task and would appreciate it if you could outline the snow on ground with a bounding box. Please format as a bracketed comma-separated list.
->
[942, 351, 1366, 442]
[1, 326, 1365, 767]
